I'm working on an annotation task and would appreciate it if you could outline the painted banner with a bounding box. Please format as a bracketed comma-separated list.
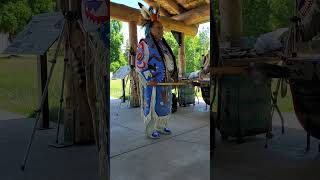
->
[81, 0, 108, 32]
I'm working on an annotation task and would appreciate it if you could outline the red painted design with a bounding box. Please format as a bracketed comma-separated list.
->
[84, 0, 108, 24]
[137, 52, 143, 61]
[137, 61, 146, 69]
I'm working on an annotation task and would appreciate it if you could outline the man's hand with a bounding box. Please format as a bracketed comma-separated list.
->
[148, 81, 158, 86]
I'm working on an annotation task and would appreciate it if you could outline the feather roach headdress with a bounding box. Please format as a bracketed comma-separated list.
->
[138, 2, 160, 36]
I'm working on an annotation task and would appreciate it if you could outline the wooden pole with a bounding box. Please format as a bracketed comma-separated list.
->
[37, 53, 49, 129]
[219, 0, 242, 47]
[210, 3, 220, 179]
[129, 21, 140, 107]
[63, 46, 75, 144]
[122, 79, 126, 103]
[63, 0, 94, 144]
[178, 33, 185, 78]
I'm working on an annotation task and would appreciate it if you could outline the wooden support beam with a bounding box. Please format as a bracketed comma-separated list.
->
[147, 82, 188, 86]
[219, 0, 242, 47]
[37, 53, 49, 129]
[64, 2, 94, 145]
[210, 67, 248, 75]
[178, 33, 186, 77]
[64, 47, 75, 144]
[176, 0, 208, 9]
[158, 0, 185, 14]
[172, 5, 210, 25]
[143, 0, 171, 17]
[129, 21, 140, 108]
[110, 2, 198, 36]
[129, 21, 138, 50]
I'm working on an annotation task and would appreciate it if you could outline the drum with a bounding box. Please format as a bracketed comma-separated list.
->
[286, 57, 320, 139]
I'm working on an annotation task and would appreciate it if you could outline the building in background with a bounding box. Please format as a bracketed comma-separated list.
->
[0, 33, 9, 54]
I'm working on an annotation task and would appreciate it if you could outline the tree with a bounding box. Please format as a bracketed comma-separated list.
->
[242, 0, 272, 37]
[163, 29, 210, 74]
[269, 0, 294, 30]
[0, 0, 53, 41]
[0, 1, 32, 41]
[28, 0, 53, 15]
[241, 0, 294, 37]
[163, 32, 179, 58]
[110, 20, 127, 72]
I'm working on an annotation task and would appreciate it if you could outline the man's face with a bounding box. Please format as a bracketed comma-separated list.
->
[151, 21, 163, 40]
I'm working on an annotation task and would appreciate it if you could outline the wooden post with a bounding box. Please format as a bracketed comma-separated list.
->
[63, 41, 75, 144]
[219, 0, 242, 47]
[129, 21, 140, 107]
[179, 33, 186, 78]
[37, 53, 49, 129]
[56, 0, 61, 11]
[60, 0, 109, 178]
[122, 79, 126, 103]
[63, 0, 94, 144]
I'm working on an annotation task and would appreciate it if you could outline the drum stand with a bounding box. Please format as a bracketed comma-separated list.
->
[265, 78, 285, 148]
[271, 78, 285, 135]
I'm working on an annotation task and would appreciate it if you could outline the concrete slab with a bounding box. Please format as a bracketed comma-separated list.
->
[214, 112, 320, 180]
[110, 139, 210, 180]
[0, 99, 210, 180]
[172, 126, 210, 146]
[0, 110, 24, 121]
[0, 118, 98, 180]
[110, 99, 210, 136]
[2, 99, 319, 180]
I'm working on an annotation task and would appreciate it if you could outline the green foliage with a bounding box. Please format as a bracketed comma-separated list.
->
[28, 0, 53, 15]
[269, 0, 294, 29]
[0, 0, 53, 37]
[0, 1, 32, 34]
[163, 32, 179, 58]
[241, 0, 295, 37]
[163, 29, 210, 74]
[242, 0, 272, 37]
[110, 20, 127, 72]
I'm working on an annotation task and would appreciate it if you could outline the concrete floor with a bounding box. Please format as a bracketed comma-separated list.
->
[0, 99, 210, 180]
[1, 99, 319, 180]
[215, 112, 320, 180]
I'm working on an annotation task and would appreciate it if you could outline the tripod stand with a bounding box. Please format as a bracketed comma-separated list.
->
[21, 20, 68, 171]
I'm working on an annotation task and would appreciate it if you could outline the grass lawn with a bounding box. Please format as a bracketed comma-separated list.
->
[0, 55, 294, 119]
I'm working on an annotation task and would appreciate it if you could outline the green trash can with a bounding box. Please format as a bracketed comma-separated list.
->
[217, 75, 272, 141]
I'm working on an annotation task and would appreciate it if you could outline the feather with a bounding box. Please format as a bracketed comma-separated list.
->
[156, 6, 160, 16]
[140, 9, 150, 20]
[149, 6, 154, 15]
[138, 2, 151, 20]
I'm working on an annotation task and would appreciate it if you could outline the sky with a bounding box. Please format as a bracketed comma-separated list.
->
[111, 0, 210, 50]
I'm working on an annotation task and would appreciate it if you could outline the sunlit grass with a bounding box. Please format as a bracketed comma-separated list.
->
[0, 55, 294, 120]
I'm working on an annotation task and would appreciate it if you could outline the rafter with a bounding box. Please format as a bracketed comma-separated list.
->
[172, 5, 210, 25]
[110, 2, 198, 36]
[143, 0, 172, 17]
[158, 0, 185, 14]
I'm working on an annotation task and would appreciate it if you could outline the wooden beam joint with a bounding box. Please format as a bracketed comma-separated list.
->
[110, 2, 198, 36]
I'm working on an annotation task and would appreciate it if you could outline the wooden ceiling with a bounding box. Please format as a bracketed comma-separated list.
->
[144, 0, 210, 25]
[110, 0, 210, 36]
